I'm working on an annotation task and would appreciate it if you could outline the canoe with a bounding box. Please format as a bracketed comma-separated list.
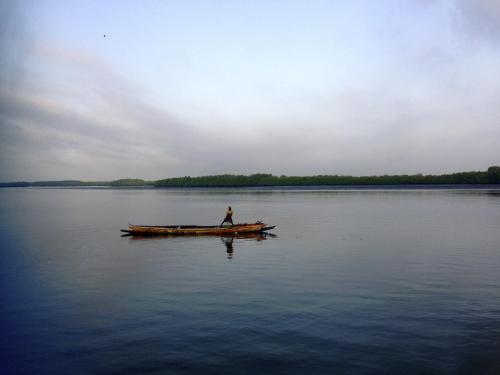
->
[120, 222, 275, 236]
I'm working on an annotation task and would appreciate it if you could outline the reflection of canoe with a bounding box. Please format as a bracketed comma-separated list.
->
[122, 231, 276, 241]
[120, 222, 276, 236]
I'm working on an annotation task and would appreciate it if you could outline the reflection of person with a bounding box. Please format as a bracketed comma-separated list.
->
[222, 237, 234, 259]
[219, 206, 234, 227]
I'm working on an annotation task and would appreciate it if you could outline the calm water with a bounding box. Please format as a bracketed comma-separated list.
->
[1, 187, 500, 374]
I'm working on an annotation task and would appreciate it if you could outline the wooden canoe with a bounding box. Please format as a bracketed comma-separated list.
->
[120, 222, 276, 236]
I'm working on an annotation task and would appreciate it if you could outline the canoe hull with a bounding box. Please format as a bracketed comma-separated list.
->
[121, 222, 274, 236]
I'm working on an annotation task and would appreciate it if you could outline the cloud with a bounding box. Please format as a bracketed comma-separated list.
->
[0, 44, 203, 180]
[1, 45, 499, 181]
[1, 2, 500, 181]
[453, 0, 500, 40]
[0, 1, 35, 89]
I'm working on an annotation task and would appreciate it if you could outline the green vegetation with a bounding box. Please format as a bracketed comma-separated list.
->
[109, 179, 148, 187]
[155, 168, 499, 187]
[155, 174, 279, 187]
[30, 180, 107, 187]
[0, 179, 151, 188]
[1, 167, 499, 188]
[0, 181, 30, 187]
[487, 166, 500, 183]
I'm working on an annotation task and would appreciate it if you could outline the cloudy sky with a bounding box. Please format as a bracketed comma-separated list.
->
[1, 0, 499, 181]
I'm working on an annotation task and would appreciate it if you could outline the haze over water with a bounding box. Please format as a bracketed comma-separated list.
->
[1, 187, 500, 374]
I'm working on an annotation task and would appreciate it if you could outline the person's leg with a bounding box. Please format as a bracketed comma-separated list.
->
[229, 217, 233, 226]
[220, 215, 231, 227]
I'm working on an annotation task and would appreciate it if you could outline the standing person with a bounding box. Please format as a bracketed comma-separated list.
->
[219, 206, 234, 227]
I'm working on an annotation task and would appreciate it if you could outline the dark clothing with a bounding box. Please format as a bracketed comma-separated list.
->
[220, 209, 233, 227]
[220, 214, 233, 227]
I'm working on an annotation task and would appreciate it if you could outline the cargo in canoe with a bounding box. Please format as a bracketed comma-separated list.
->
[120, 222, 276, 236]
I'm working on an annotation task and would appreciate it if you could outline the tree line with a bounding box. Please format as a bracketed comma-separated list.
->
[0, 179, 152, 188]
[154, 167, 500, 187]
[1, 167, 499, 188]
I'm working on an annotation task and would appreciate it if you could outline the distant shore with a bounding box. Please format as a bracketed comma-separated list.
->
[2, 167, 499, 188]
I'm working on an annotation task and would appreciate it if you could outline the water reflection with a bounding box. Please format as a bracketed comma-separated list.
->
[122, 232, 276, 260]
[221, 237, 234, 259]
[219, 232, 276, 259]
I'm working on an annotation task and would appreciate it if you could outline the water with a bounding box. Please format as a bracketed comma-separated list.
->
[1, 187, 500, 374]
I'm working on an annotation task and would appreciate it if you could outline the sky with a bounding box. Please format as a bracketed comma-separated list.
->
[1, 0, 499, 181]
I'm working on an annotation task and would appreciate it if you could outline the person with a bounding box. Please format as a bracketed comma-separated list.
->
[219, 206, 234, 227]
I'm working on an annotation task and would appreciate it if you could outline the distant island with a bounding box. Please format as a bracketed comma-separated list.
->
[1, 166, 499, 188]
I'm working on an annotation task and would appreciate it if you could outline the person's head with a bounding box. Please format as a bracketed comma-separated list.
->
[228, 206, 231, 210]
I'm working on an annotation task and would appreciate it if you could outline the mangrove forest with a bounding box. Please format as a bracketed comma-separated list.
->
[1, 166, 499, 188]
